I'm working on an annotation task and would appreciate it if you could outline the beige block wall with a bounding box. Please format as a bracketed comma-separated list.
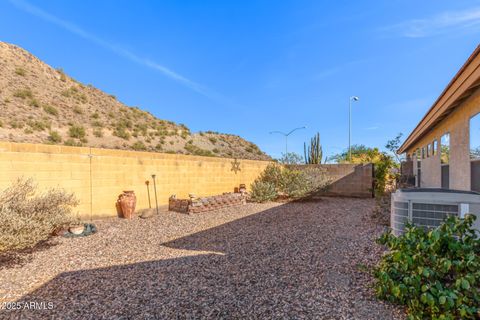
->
[406, 88, 480, 190]
[0, 142, 271, 219]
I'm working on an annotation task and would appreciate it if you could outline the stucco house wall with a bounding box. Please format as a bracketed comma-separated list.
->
[405, 88, 480, 190]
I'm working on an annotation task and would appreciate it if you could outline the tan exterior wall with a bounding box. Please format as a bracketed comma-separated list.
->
[0, 142, 271, 219]
[406, 88, 480, 190]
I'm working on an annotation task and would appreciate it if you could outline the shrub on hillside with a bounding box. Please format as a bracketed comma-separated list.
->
[13, 89, 33, 99]
[132, 141, 147, 151]
[68, 125, 86, 139]
[375, 215, 480, 319]
[43, 104, 59, 116]
[15, 67, 26, 76]
[48, 131, 62, 144]
[0, 178, 78, 253]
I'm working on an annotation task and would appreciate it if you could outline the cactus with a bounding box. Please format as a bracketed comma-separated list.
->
[304, 132, 323, 164]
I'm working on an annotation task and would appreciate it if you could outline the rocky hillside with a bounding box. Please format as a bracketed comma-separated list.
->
[0, 42, 270, 160]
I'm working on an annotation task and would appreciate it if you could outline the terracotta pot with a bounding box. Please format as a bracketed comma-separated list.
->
[117, 190, 136, 219]
[239, 184, 247, 194]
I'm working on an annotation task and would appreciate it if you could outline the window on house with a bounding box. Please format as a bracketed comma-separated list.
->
[422, 147, 426, 159]
[441, 133, 450, 164]
[470, 113, 480, 159]
[416, 148, 421, 159]
[433, 140, 438, 156]
[427, 144, 431, 157]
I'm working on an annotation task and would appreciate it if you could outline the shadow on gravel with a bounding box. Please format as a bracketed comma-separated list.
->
[0, 239, 60, 270]
[10, 199, 402, 319]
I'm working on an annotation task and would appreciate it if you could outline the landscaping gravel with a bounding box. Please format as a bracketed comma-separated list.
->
[1, 198, 405, 319]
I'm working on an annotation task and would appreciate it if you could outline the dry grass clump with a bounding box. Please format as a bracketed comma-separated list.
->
[0, 178, 78, 253]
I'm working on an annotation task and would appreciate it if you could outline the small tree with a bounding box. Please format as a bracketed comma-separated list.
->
[386, 133, 404, 163]
[278, 152, 303, 164]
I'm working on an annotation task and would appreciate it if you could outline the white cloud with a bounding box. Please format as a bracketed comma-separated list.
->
[7, 0, 229, 104]
[384, 7, 480, 38]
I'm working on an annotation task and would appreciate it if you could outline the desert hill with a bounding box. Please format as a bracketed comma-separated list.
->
[0, 42, 270, 160]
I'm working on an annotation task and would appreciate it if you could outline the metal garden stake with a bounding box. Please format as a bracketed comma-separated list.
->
[151, 174, 159, 215]
[145, 180, 152, 209]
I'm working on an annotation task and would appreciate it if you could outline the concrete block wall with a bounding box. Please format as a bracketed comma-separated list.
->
[288, 164, 374, 198]
[0, 142, 271, 219]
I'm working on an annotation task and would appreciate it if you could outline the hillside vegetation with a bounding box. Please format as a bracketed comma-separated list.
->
[0, 42, 269, 160]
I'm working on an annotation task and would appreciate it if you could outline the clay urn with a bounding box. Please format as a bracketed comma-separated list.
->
[239, 184, 247, 194]
[117, 190, 137, 219]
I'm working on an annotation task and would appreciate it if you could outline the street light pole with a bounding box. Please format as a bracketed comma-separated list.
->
[349, 96, 359, 162]
[270, 126, 307, 163]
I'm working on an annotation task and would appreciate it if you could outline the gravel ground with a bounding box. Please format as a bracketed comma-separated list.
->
[1, 198, 405, 319]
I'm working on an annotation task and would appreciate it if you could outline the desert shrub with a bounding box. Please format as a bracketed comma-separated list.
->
[375, 215, 480, 319]
[56, 68, 67, 82]
[29, 98, 40, 108]
[73, 106, 83, 114]
[250, 164, 316, 202]
[91, 120, 103, 128]
[24, 128, 33, 134]
[15, 67, 26, 76]
[250, 181, 277, 203]
[68, 125, 86, 139]
[64, 138, 82, 147]
[43, 104, 59, 116]
[113, 126, 130, 140]
[27, 120, 50, 131]
[0, 120, 3, 128]
[93, 128, 103, 138]
[132, 141, 147, 151]
[209, 137, 217, 144]
[48, 131, 62, 143]
[9, 120, 24, 129]
[212, 148, 219, 153]
[184, 143, 214, 157]
[0, 178, 78, 253]
[91, 112, 100, 119]
[13, 89, 33, 99]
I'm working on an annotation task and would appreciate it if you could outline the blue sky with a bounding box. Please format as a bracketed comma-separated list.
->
[1, 0, 480, 159]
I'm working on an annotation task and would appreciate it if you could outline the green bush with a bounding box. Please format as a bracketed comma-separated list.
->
[29, 98, 41, 108]
[132, 141, 147, 151]
[73, 106, 83, 114]
[15, 67, 26, 76]
[64, 138, 82, 147]
[184, 143, 214, 157]
[250, 164, 317, 202]
[113, 126, 130, 140]
[250, 180, 277, 202]
[68, 125, 86, 139]
[13, 89, 33, 99]
[48, 131, 62, 143]
[375, 215, 480, 319]
[27, 120, 50, 131]
[43, 104, 59, 116]
[93, 128, 103, 138]
[0, 178, 78, 253]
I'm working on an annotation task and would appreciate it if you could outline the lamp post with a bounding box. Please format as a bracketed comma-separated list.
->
[269, 126, 307, 162]
[349, 96, 359, 162]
